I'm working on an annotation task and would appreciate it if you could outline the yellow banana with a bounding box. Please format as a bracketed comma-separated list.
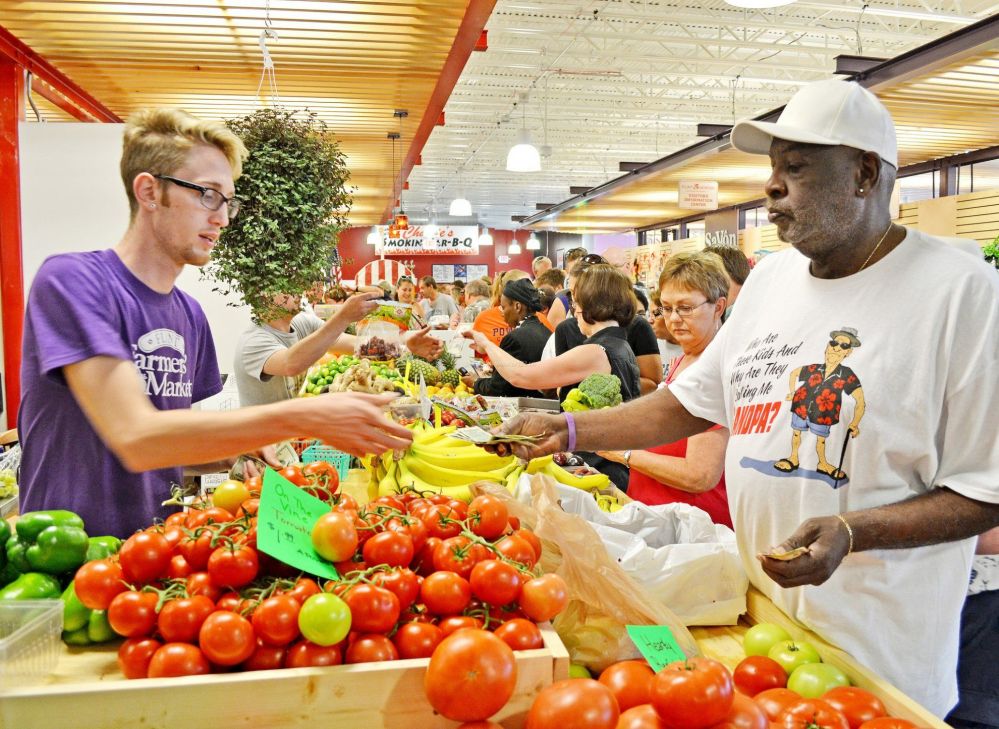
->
[396, 459, 472, 501]
[377, 460, 398, 497]
[413, 424, 457, 446]
[410, 443, 513, 471]
[526, 454, 554, 474]
[404, 455, 516, 488]
[542, 462, 610, 491]
[504, 465, 524, 493]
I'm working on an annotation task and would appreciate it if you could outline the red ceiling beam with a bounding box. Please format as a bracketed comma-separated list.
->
[382, 0, 497, 224]
[0, 24, 121, 123]
[0, 59, 25, 428]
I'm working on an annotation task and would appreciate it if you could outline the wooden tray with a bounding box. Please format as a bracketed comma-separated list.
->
[692, 588, 951, 729]
[0, 624, 569, 729]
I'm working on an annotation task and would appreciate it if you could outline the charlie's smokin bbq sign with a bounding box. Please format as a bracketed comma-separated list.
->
[375, 226, 480, 256]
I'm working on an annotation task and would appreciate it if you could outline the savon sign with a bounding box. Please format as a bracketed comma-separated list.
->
[375, 226, 479, 255]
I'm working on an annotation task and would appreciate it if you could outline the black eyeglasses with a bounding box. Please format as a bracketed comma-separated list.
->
[828, 340, 853, 350]
[154, 175, 242, 218]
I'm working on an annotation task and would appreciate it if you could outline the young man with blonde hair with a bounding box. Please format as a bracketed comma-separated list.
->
[18, 108, 410, 537]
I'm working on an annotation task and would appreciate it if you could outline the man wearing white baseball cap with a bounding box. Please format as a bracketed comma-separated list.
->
[492, 79, 999, 719]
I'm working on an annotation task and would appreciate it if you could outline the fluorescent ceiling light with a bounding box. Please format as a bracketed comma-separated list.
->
[449, 197, 472, 216]
[506, 129, 541, 172]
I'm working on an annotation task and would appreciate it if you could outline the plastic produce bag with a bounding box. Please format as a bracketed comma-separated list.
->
[474, 476, 700, 673]
[511, 474, 748, 627]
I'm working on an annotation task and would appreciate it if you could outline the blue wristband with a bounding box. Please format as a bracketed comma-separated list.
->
[564, 412, 576, 452]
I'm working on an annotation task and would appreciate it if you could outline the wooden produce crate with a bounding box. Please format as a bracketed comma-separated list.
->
[692, 588, 951, 729]
[0, 625, 569, 729]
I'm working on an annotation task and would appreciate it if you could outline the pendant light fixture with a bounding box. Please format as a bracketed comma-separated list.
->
[509, 238, 523, 255]
[367, 227, 380, 245]
[449, 167, 472, 217]
[389, 111, 409, 229]
[506, 92, 541, 172]
[526, 232, 540, 251]
[478, 228, 493, 246]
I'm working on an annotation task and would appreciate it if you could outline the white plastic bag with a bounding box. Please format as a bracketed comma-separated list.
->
[513, 474, 748, 626]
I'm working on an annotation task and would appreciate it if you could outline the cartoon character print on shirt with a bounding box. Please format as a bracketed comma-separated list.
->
[773, 327, 866, 486]
[131, 328, 193, 398]
[728, 327, 866, 489]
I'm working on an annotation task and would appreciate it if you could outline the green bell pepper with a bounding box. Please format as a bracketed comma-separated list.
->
[60, 581, 122, 646]
[85, 536, 122, 562]
[9, 510, 89, 576]
[61, 581, 91, 633]
[0, 517, 11, 557]
[0, 571, 62, 600]
[0, 561, 20, 588]
[86, 609, 116, 643]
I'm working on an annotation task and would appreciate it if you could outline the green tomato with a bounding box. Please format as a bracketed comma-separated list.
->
[787, 662, 849, 698]
[743, 622, 793, 657]
[298, 593, 351, 647]
[568, 663, 592, 679]
[768, 639, 822, 675]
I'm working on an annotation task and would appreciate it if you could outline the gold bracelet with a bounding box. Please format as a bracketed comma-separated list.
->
[836, 514, 854, 554]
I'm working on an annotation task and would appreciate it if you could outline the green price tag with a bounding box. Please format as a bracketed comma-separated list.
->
[626, 624, 686, 672]
[256, 468, 339, 580]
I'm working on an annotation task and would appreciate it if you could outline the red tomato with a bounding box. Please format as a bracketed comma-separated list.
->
[414, 536, 444, 576]
[525, 678, 620, 729]
[424, 629, 517, 722]
[311, 511, 358, 562]
[433, 536, 479, 577]
[421, 571, 472, 615]
[303, 460, 340, 501]
[342, 584, 401, 634]
[470, 560, 523, 606]
[734, 656, 788, 696]
[515, 528, 543, 561]
[425, 503, 464, 539]
[362, 530, 415, 569]
[107, 590, 159, 638]
[119, 531, 173, 585]
[438, 615, 484, 636]
[164, 512, 188, 528]
[372, 568, 421, 611]
[284, 639, 343, 668]
[117, 637, 162, 680]
[165, 554, 193, 580]
[779, 699, 850, 729]
[251, 594, 302, 647]
[285, 577, 322, 604]
[494, 534, 537, 568]
[618, 704, 667, 729]
[754, 689, 802, 722]
[207, 545, 259, 589]
[147, 642, 211, 678]
[74, 558, 126, 610]
[519, 574, 569, 623]
[199, 610, 256, 666]
[598, 660, 655, 712]
[468, 495, 509, 540]
[493, 618, 544, 651]
[856, 720, 917, 729]
[215, 591, 243, 613]
[157, 595, 215, 643]
[822, 688, 887, 729]
[710, 693, 770, 729]
[177, 531, 215, 571]
[650, 657, 735, 729]
[184, 571, 223, 603]
[456, 723, 504, 729]
[332, 492, 358, 513]
[185, 506, 235, 529]
[277, 464, 308, 486]
[393, 622, 444, 659]
[241, 640, 286, 671]
[345, 634, 400, 664]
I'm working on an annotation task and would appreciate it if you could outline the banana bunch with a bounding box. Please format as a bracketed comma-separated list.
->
[522, 454, 622, 511]
[365, 422, 519, 502]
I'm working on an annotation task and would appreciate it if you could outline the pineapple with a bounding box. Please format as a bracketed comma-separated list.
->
[438, 351, 461, 388]
[401, 356, 441, 386]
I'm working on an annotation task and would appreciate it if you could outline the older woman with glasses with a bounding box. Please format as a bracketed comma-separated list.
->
[597, 251, 732, 527]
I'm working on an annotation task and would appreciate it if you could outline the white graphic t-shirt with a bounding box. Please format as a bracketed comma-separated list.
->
[669, 228, 999, 716]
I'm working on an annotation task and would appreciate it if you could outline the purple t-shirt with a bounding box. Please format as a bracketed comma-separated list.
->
[18, 249, 222, 537]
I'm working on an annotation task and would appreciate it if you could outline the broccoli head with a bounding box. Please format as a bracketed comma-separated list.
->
[562, 373, 623, 411]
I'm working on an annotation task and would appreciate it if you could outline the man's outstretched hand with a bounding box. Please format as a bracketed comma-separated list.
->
[485, 412, 567, 460]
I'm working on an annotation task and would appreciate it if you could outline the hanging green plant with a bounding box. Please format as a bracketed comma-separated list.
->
[984, 233, 999, 271]
[205, 107, 352, 320]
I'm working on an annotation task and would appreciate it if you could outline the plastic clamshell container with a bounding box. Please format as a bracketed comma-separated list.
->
[0, 599, 64, 690]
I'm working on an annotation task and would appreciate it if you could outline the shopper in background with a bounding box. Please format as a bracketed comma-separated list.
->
[233, 290, 441, 407]
[536, 284, 557, 318]
[418, 275, 459, 322]
[707, 245, 752, 322]
[547, 246, 588, 326]
[489, 79, 999, 717]
[534, 267, 566, 291]
[550, 256, 662, 395]
[17, 107, 413, 538]
[597, 252, 731, 527]
[466, 279, 550, 398]
[531, 255, 553, 280]
[461, 279, 492, 324]
[472, 269, 545, 346]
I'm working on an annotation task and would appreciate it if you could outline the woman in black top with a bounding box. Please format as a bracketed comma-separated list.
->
[465, 264, 640, 408]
